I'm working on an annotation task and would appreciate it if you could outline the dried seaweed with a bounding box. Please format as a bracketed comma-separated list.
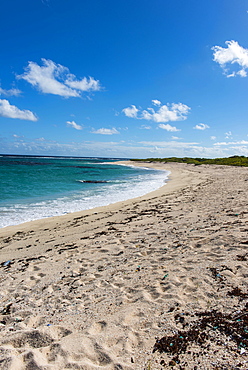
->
[153, 304, 248, 355]
[209, 267, 225, 282]
[228, 287, 248, 300]
[237, 254, 248, 261]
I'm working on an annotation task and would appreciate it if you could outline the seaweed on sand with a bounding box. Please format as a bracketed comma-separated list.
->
[153, 303, 248, 356]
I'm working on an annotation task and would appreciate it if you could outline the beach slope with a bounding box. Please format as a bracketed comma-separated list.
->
[0, 162, 248, 369]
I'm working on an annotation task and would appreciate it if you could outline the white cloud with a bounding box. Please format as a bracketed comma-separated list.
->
[212, 40, 248, 77]
[214, 140, 248, 146]
[143, 103, 190, 123]
[91, 128, 119, 135]
[4, 134, 248, 158]
[66, 120, 83, 130]
[225, 131, 232, 138]
[193, 123, 210, 130]
[210, 136, 216, 140]
[17, 59, 101, 97]
[65, 75, 100, 91]
[0, 99, 37, 121]
[122, 105, 139, 118]
[152, 99, 161, 106]
[158, 123, 181, 132]
[171, 136, 181, 140]
[140, 125, 152, 129]
[139, 140, 199, 147]
[0, 87, 22, 96]
[138, 140, 238, 157]
[123, 101, 190, 123]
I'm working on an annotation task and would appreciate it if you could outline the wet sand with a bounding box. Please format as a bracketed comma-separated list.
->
[0, 161, 247, 369]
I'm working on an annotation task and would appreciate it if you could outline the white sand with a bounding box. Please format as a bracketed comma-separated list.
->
[0, 161, 247, 369]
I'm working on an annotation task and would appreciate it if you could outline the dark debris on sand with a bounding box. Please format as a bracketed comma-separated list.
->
[153, 302, 248, 369]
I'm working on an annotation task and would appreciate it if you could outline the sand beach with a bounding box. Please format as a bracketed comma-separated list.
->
[0, 161, 248, 369]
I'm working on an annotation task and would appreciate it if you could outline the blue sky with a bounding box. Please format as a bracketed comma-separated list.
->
[1, 0, 248, 158]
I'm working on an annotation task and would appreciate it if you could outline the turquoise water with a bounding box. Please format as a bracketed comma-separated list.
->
[0, 155, 169, 228]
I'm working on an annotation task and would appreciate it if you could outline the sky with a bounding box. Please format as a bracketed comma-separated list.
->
[1, 0, 248, 159]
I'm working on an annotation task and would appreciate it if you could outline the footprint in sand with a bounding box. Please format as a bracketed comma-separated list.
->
[88, 320, 107, 335]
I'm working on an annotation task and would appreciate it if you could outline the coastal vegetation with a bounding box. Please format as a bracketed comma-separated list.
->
[131, 155, 248, 167]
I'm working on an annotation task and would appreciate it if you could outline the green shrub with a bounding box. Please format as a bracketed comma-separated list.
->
[130, 156, 248, 167]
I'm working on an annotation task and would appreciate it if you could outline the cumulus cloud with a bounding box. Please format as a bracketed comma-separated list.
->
[212, 40, 248, 77]
[142, 103, 190, 123]
[17, 59, 101, 97]
[122, 101, 190, 123]
[152, 99, 161, 106]
[0, 99, 37, 121]
[66, 120, 83, 130]
[158, 123, 180, 132]
[0, 87, 21, 96]
[65, 76, 100, 91]
[193, 123, 210, 130]
[91, 128, 119, 135]
[122, 105, 139, 118]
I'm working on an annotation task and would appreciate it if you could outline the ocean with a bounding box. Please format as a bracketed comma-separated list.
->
[0, 155, 169, 228]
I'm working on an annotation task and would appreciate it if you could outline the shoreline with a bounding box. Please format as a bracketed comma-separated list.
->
[0, 161, 248, 369]
[0, 161, 205, 249]
[0, 160, 170, 231]
[0, 161, 205, 236]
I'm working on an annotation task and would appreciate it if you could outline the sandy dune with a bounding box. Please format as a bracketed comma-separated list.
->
[0, 162, 247, 369]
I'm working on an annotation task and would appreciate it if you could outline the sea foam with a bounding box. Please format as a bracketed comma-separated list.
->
[0, 158, 169, 228]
